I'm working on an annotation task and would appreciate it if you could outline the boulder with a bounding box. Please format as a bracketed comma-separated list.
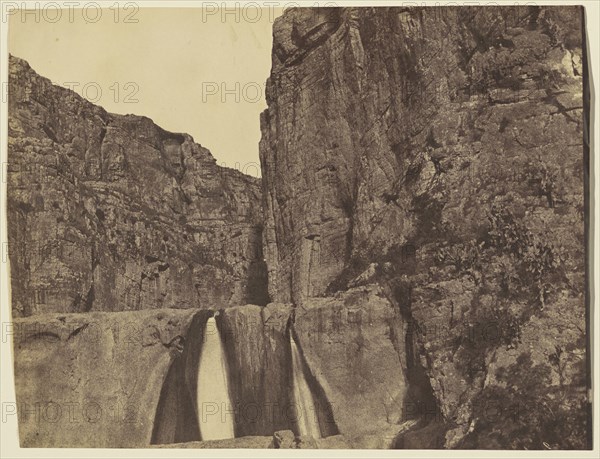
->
[294, 285, 409, 438]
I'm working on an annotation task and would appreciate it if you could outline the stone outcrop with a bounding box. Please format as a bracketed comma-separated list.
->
[293, 285, 408, 438]
[12, 309, 200, 447]
[11, 292, 418, 448]
[218, 303, 294, 436]
[260, 6, 588, 448]
[8, 55, 268, 317]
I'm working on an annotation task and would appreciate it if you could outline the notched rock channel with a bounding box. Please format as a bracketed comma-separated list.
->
[151, 306, 341, 444]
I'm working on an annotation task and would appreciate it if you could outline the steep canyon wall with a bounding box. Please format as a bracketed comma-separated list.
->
[260, 6, 588, 448]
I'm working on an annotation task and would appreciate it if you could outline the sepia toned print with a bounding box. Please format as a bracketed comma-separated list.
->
[5, 4, 590, 450]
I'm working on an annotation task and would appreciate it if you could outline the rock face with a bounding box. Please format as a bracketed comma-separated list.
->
[12, 309, 200, 447]
[293, 285, 408, 439]
[260, 6, 588, 448]
[8, 55, 268, 317]
[218, 303, 294, 437]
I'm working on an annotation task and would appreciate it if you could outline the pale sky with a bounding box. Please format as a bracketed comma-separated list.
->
[9, 7, 283, 175]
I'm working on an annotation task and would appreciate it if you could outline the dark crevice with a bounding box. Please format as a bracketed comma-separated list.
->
[82, 284, 95, 313]
[42, 124, 59, 143]
[67, 324, 88, 341]
[245, 224, 270, 306]
[98, 126, 107, 146]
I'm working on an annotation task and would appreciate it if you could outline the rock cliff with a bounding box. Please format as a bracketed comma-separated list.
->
[8, 55, 268, 316]
[260, 6, 588, 448]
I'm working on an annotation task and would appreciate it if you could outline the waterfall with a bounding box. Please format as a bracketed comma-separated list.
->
[290, 334, 321, 438]
[196, 316, 235, 441]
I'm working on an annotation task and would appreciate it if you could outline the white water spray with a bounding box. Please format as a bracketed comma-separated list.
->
[290, 334, 321, 438]
[196, 316, 235, 441]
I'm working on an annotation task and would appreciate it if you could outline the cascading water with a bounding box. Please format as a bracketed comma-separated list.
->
[196, 315, 235, 441]
[290, 334, 321, 438]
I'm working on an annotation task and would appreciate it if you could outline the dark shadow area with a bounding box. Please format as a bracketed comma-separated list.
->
[392, 418, 447, 449]
[246, 258, 270, 306]
[244, 224, 271, 306]
[581, 5, 593, 451]
[387, 277, 447, 449]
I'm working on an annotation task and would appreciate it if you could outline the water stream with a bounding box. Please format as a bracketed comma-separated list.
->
[290, 334, 321, 438]
[196, 316, 235, 441]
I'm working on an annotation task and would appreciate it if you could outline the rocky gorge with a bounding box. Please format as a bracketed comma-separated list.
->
[8, 5, 590, 450]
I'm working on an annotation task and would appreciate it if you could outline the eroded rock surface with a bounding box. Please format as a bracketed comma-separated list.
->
[152, 436, 275, 448]
[261, 6, 588, 448]
[12, 309, 200, 447]
[218, 303, 294, 436]
[293, 285, 408, 439]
